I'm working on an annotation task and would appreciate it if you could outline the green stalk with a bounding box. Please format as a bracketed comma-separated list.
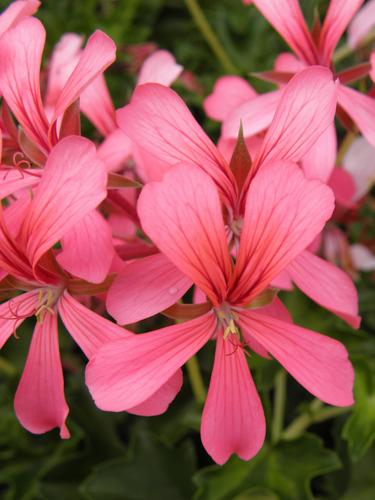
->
[282, 399, 350, 441]
[333, 28, 375, 64]
[184, 0, 239, 74]
[271, 370, 287, 444]
[186, 355, 206, 405]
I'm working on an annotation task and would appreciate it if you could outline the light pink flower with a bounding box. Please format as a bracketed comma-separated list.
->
[87, 162, 354, 464]
[347, 0, 375, 48]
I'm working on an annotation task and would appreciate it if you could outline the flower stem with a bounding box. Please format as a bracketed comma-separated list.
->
[333, 28, 375, 64]
[336, 131, 356, 166]
[282, 399, 350, 441]
[186, 355, 206, 405]
[184, 0, 239, 74]
[271, 369, 287, 444]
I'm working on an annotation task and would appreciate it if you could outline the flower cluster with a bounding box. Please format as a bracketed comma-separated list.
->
[0, 0, 374, 465]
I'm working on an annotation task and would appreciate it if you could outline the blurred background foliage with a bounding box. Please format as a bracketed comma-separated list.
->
[0, 0, 374, 498]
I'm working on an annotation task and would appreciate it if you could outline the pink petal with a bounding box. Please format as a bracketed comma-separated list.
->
[97, 129, 133, 172]
[319, 0, 364, 64]
[58, 291, 183, 416]
[58, 290, 131, 358]
[57, 210, 115, 284]
[252, 0, 318, 64]
[86, 312, 216, 411]
[0, 0, 40, 37]
[328, 167, 356, 208]
[342, 136, 375, 200]
[238, 310, 354, 406]
[222, 90, 281, 139]
[117, 83, 236, 206]
[80, 74, 117, 136]
[229, 160, 334, 305]
[204, 76, 257, 122]
[271, 270, 294, 290]
[0, 290, 39, 348]
[128, 370, 183, 417]
[137, 49, 183, 86]
[348, 0, 375, 48]
[0, 17, 49, 151]
[287, 250, 360, 328]
[51, 30, 116, 127]
[138, 164, 232, 306]
[350, 244, 375, 271]
[338, 85, 375, 149]
[254, 67, 337, 170]
[302, 124, 337, 183]
[14, 313, 70, 438]
[107, 252, 192, 324]
[201, 334, 265, 464]
[21, 136, 107, 270]
[131, 142, 173, 182]
[0, 168, 41, 199]
[44, 33, 82, 115]
[274, 52, 307, 72]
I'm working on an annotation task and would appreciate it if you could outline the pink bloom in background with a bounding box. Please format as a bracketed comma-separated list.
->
[348, 0, 375, 48]
[87, 162, 354, 464]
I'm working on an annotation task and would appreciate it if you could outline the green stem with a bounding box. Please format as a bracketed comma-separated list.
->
[184, 0, 239, 74]
[186, 355, 206, 405]
[333, 28, 375, 64]
[271, 370, 287, 444]
[0, 356, 17, 377]
[336, 131, 356, 166]
[282, 399, 350, 441]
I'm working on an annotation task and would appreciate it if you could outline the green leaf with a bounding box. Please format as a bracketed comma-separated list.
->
[194, 434, 341, 500]
[81, 431, 196, 500]
[342, 364, 375, 461]
[342, 446, 375, 500]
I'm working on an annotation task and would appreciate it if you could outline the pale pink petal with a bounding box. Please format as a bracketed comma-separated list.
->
[229, 160, 334, 305]
[342, 135, 375, 200]
[117, 83, 236, 206]
[201, 333, 265, 464]
[107, 253, 192, 324]
[257, 296, 293, 322]
[274, 52, 307, 72]
[328, 167, 356, 208]
[137, 50, 183, 86]
[80, 74, 117, 136]
[132, 143, 172, 182]
[128, 370, 183, 417]
[58, 291, 183, 416]
[350, 244, 375, 271]
[348, 0, 375, 48]
[21, 136, 107, 269]
[370, 52, 375, 83]
[138, 165, 232, 306]
[302, 124, 337, 183]
[287, 250, 360, 328]
[239, 310, 354, 406]
[86, 312, 216, 411]
[51, 30, 116, 127]
[319, 0, 364, 64]
[0, 0, 40, 37]
[0, 17, 49, 151]
[97, 129, 133, 172]
[14, 313, 70, 438]
[254, 67, 337, 170]
[58, 290, 131, 358]
[271, 270, 294, 290]
[0, 290, 39, 348]
[44, 33, 82, 115]
[222, 90, 281, 139]
[252, 0, 318, 64]
[57, 210, 115, 284]
[204, 76, 257, 122]
[338, 85, 375, 149]
[0, 168, 41, 199]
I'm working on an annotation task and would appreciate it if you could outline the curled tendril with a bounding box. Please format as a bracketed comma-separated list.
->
[1, 153, 40, 181]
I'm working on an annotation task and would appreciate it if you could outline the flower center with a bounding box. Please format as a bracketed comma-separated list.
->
[35, 287, 60, 323]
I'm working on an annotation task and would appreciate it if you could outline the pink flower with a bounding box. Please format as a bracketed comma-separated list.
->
[224, 0, 375, 174]
[87, 162, 354, 464]
[110, 66, 360, 328]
